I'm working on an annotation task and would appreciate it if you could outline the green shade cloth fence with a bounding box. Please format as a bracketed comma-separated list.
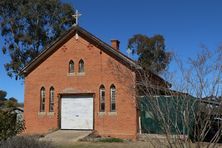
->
[139, 95, 197, 134]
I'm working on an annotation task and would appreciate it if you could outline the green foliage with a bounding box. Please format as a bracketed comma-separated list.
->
[8, 97, 18, 103]
[0, 90, 22, 140]
[0, 90, 7, 107]
[4, 100, 17, 108]
[128, 34, 171, 74]
[5, 97, 18, 108]
[0, 136, 54, 148]
[98, 138, 124, 143]
[0, 90, 19, 108]
[0, 110, 25, 141]
[0, 0, 75, 79]
[0, 90, 7, 100]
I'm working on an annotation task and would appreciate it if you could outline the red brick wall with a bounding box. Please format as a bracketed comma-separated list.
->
[24, 34, 138, 139]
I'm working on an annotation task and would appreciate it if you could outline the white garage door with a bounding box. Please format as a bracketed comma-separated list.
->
[61, 96, 93, 129]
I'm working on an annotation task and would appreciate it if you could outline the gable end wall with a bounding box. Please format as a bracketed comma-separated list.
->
[24, 35, 137, 139]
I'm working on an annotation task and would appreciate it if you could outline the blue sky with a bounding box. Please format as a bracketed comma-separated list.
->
[0, 0, 222, 102]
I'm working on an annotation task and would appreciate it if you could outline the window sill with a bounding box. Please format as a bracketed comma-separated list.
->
[108, 112, 117, 116]
[77, 72, 85, 76]
[98, 112, 106, 116]
[38, 112, 46, 116]
[47, 112, 55, 116]
[67, 73, 76, 76]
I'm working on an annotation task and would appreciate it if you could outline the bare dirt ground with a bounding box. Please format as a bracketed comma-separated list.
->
[55, 141, 222, 148]
[55, 141, 156, 148]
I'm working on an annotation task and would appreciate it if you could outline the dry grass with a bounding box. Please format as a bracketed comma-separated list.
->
[55, 141, 222, 148]
[56, 141, 155, 148]
[0, 136, 54, 148]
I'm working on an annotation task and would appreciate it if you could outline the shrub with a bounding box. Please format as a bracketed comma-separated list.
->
[0, 110, 25, 140]
[98, 137, 124, 143]
[0, 136, 54, 148]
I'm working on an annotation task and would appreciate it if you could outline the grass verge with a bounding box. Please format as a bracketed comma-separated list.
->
[97, 138, 124, 143]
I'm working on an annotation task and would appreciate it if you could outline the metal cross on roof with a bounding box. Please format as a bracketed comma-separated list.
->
[72, 10, 82, 26]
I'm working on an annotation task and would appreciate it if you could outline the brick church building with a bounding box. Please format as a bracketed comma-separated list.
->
[21, 26, 167, 139]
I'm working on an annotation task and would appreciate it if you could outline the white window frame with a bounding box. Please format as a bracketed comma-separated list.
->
[40, 87, 45, 112]
[49, 87, 54, 112]
[69, 60, 74, 74]
[79, 59, 84, 73]
[110, 85, 116, 112]
[99, 85, 105, 112]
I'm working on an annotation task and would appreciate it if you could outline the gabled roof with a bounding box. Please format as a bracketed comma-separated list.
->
[21, 25, 140, 75]
[21, 25, 169, 87]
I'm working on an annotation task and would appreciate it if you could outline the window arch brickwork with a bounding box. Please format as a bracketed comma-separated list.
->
[79, 59, 84, 73]
[49, 87, 54, 112]
[40, 87, 46, 112]
[99, 85, 105, 112]
[69, 60, 74, 73]
[110, 84, 116, 112]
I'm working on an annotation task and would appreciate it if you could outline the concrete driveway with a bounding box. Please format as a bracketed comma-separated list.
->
[40, 130, 92, 144]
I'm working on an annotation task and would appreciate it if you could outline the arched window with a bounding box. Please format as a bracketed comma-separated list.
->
[79, 59, 84, 73]
[40, 87, 45, 112]
[110, 85, 116, 112]
[69, 60, 74, 73]
[49, 87, 54, 112]
[99, 85, 105, 112]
